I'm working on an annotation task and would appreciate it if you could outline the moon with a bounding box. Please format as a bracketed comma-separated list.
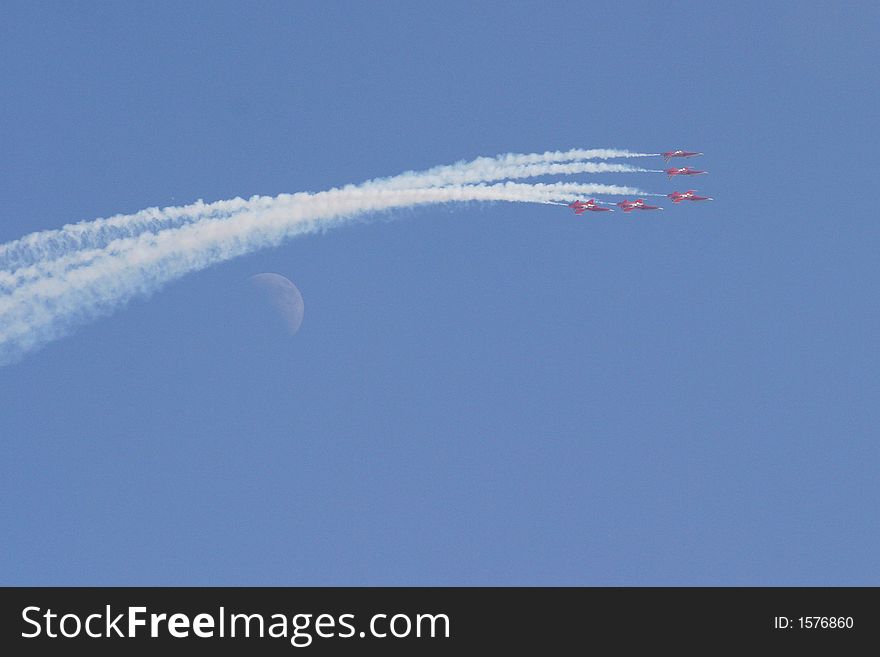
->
[248, 273, 304, 336]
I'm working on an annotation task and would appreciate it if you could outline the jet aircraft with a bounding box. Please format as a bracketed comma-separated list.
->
[661, 150, 702, 163]
[616, 199, 662, 212]
[664, 166, 707, 179]
[568, 199, 612, 214]
[667, 190, 713, 203]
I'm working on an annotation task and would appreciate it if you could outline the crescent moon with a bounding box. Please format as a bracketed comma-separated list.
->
[248, 273, 304, 336]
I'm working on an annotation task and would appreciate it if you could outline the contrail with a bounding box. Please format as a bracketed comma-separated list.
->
[362, 161, 651, 190]
[0, 151, 652, 272]
[0, 197, 262, 274]
[481, 148, 659, 164]
[0, 146, 669, 364]
[0, 180, 657, 363]
[0, 180, 647, 292]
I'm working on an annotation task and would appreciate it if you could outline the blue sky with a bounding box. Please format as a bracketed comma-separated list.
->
[1, 1, 878, 585]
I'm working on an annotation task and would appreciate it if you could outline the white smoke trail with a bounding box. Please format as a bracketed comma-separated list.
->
[0, 197, 263, 274]
[0, 151, 654, 272]
[0, 180, 655, 363]
[0, 181, 645, 292]
[362, 154, 655, 190]
[467, 148, 658, 164]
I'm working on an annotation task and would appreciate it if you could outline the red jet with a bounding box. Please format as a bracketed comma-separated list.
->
[616, 199, 663, 213]
[662, 150, 702, 163]
[665, 166, 707, 179]
[568, 199, 612, 214]
[667, 190, 713, 203]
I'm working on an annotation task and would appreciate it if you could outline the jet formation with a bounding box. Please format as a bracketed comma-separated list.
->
[567, 149, 712, 217]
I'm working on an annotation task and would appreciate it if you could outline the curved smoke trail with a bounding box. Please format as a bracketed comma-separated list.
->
[0, 150, 662, 364]
[0, 150, 657, 272]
